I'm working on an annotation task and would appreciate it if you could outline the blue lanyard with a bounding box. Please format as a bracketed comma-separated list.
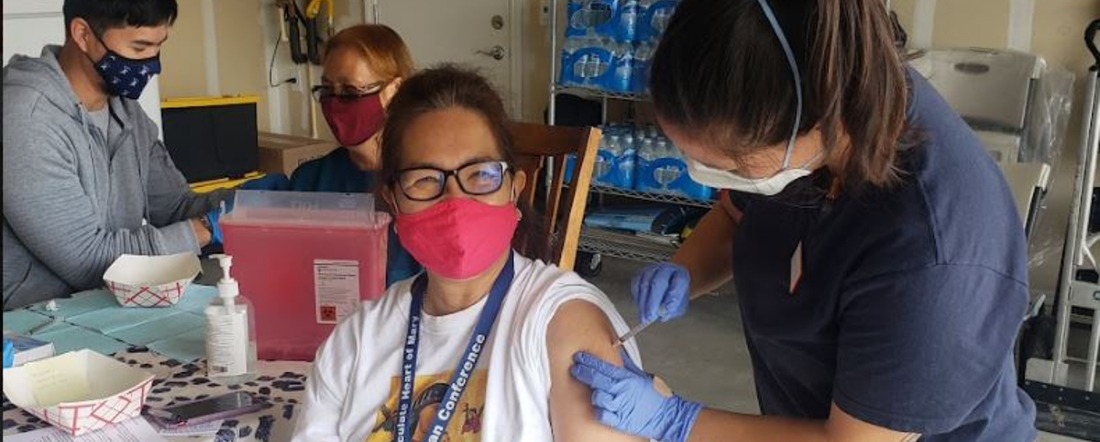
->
[395, 253, 514, 442]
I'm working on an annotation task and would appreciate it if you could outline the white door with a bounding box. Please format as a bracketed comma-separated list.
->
[371, 0, 521, 116]
[3, 0, 163, 135]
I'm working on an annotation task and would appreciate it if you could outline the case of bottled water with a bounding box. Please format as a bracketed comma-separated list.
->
[559, 36, 635, 93]
[633, 125, 714, 200]
[636, 0, 677, 41]
[564, 123, 711, 200]
[560, 0, 646, 93]
[566, 0, 638, 42]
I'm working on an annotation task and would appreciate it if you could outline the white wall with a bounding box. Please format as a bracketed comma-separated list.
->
[3, 0, 164, 136]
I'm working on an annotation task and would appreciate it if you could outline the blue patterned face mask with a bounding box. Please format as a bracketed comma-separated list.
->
[87, 33, 161, 100]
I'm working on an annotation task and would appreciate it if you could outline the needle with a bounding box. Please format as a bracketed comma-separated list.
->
[614, 320, 655, 348]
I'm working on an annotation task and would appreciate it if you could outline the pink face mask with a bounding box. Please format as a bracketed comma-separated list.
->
[320, 93, 386, 147]
[394, 197, 519, 281]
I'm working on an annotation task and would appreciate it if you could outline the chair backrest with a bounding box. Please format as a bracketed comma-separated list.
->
[998, 162, 1051, 238]
[508, 122, 601, 271]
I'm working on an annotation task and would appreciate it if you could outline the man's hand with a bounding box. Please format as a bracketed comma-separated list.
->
[191, 218, 212, 247]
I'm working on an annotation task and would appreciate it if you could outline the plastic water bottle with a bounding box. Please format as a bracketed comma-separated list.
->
[657, 138, 675, 159]
[651, 0, 675, 37]
[611, 41, 633, 92]
[568, 0, 587, 33]
[607, 134, 623, 155]
[637, 0, 655, 40]
[602, 37, 617, 81]
[653, 137, 683, 192]
[580, 37, 606, 86]
[618, 0, 639, 42]
[622, 133, 636, 156]
[652, 10, 671, 36]
[561, 36, 583, 85]
[639, 137, 657, 161]
[618, 132, 637, 188]
[589, 0, 614, 29]
[631, 41, 653, 93]
[594, 134, 612, 181]
[633, 134, 652, 192]
[607, 134, 623, 186]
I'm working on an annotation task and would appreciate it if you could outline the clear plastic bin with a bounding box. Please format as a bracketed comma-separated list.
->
[220, 190, 391, 361]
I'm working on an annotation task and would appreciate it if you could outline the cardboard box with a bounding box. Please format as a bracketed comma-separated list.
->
[3, 350, 155, 436]
[103, 253, 201, 308]
[257, 132, 339, 176]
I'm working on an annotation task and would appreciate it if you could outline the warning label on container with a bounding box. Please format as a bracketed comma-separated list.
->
[314, 259, 360, 324]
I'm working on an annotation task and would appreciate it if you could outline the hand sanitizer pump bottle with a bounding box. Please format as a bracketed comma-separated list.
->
[205, 254, 257, 384]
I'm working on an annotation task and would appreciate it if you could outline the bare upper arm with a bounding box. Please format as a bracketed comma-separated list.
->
[546, 299, 645, 442]
[825, 403, 919, 442]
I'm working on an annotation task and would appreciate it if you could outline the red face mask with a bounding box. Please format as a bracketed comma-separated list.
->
[394, 197, 519, 280]
[320, 93, 386, 147]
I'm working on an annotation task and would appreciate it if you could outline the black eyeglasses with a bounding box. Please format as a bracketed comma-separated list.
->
[311, 80, 387, 102]
[396, 160, 512, 202]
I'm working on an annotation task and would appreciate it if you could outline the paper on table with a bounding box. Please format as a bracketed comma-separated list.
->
[26, 355, 91, 406]
[146, 329, 205, 362]
[34, 324, 131, 356]
[67, 307, 188, 334]
[27, 290, 117, 318]
[105, 312, 206, 346]
[172, 284, 218, 312]
[3, 416, 168, 442]
[3, 309, 52, 334]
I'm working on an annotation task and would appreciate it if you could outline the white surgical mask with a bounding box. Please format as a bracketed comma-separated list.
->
[685, 0, 814, 197]
[686, 151, 819, 196]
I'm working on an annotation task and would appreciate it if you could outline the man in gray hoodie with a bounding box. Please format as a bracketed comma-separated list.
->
[3, 0, 230, 309]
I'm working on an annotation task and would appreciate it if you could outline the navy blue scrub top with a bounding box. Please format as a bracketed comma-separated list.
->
[276, 147, 421, 287]
[727, 69, 1036, 441]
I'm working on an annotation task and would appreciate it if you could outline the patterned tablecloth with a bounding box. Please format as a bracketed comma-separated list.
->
[2, 348, 311, 442]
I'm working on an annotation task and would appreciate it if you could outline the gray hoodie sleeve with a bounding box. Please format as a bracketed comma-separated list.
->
[3, 117, 199, 289]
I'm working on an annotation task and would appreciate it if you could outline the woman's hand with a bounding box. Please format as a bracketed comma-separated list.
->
[571, 349, 702, 442]
[632, 262, 691, 324]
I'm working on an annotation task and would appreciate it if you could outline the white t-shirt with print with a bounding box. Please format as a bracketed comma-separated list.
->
[291, 252, 643, 442]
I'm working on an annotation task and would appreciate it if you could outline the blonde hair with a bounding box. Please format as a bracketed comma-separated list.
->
[324, 24, 414, 80]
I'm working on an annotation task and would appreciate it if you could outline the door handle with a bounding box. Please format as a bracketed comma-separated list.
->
[476, 45, 506, 61]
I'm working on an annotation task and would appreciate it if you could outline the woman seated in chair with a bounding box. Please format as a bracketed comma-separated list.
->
[291, 65, 645, 442]
[240, 24, 420, 285]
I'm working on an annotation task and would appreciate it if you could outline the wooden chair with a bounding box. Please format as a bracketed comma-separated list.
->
[508, 122, 601, 271]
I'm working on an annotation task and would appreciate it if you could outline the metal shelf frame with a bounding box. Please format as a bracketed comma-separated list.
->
[590, 185, 717, 209]
[552, 85, 651, 103]
[578, 227, 678, 263]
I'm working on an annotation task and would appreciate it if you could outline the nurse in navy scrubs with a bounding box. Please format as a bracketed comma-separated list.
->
[570, 1, 1038, 441]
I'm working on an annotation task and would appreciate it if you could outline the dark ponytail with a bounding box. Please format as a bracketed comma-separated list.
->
[650, 0, 909, 188]
[810, 0, 908, 187]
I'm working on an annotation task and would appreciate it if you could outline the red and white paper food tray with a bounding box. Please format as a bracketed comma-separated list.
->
[2, 350, 155, 436]
[103, 253, 201, 307]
